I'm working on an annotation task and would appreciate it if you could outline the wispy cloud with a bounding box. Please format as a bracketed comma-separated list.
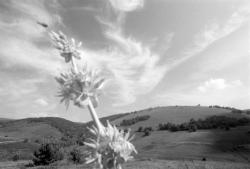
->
[76, 0, 169, 106]
[170, 5, 250, 70]
[0, 0, 63, 74]
[0, 0, 63, 118]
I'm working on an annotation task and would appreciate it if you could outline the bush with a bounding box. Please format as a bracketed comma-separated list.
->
[69, 147, 85, 164]
[169, 125, 179, 132]
[12, 152, 20, 161]
[157, 116, 250, 132]
[137, 126, 143, 132]
[32, 142, 64, 166]
[143, 130, 151, 137]
[143, 127, 153, 132]
[23, 138, 29, 143]
[188, 124, 197, 132]
[120, 115, 150, 126]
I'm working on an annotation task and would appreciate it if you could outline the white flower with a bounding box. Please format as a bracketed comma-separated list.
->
[50, 31, 82, 63]
[85, 121, 137, 169]
[55, 68, 105, 109]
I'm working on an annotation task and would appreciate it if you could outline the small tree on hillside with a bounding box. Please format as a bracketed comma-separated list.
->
[188, 124, 197, 132]
[32, 143, 64, 166]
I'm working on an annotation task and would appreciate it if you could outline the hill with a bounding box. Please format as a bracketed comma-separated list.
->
[0, 118, 13, 123]
[0, 106, 249, 163]
[0, 117, 87, 142]
[0, 106, 242, 140]
[112, 106, 239, 130]
[110, 106, 250, 162]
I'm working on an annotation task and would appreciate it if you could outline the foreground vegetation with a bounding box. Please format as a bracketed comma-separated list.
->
[1, 159, 250, 169]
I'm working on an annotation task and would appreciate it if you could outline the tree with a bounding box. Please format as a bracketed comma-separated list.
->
[137, 126, 143, 132]
[188, 124, 197, 132]
[33, 143, 64, 166]
[143, 130, 151, 136]
[69, 147, 85, 164]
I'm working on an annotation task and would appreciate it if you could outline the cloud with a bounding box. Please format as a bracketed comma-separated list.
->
[155, 78, 246, 109]
[170, 5, 250, 70]
[0, 78, 45, 102]
[0, 0, 64, 118]
[108, 0, 144, 12]
[76, 0, 168, 106]
[0, 0, 64, 74]
[198, 78, 242, 93]
[34, 98, 49, 106]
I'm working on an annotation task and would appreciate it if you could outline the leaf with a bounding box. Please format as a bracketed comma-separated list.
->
[77, 41, 82, 48]
[84, 142, 97, 149]
[94, 78, 105, 90]
[71, 38, 75, 47]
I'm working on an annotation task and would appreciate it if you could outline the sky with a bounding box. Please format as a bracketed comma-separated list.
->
[0, 0, 249, 122]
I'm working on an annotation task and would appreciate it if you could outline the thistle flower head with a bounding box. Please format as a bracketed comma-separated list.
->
[55, 67, 105, 109]
[85, 121, 137, 169]
[49, 31, 82, 63]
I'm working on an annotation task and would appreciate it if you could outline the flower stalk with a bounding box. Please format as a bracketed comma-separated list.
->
[87, 98, 104, 135]
[49, 31, 137, 169]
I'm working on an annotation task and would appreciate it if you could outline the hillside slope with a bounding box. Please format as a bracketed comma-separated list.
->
[113, 106, 237, 130]
[0, 117, 87, 141]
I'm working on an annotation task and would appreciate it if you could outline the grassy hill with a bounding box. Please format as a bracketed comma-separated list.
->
[0, 106, 243, 141]
[112, 106, 239, 130]
[0, 117, 87, 141]
[111, 106, 250, 162]
[0, 106, 249, 164]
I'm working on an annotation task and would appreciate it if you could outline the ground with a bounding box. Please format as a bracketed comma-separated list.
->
[0, 159, 250, 169]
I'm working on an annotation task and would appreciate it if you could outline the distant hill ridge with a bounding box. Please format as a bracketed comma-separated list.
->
[0, 106, 247, 140]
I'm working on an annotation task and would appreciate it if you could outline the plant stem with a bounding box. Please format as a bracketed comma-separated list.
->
[87, 99, 104, 134]
[71, 56, 78, 73]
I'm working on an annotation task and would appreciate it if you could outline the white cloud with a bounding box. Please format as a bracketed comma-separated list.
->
[108, 0, 144, 12]
[0, 0, 64, 74]
[34, 98, 49, 106]
[78, 29, 168, 106]
[79, 0, 168, 106]
[154, 79, 247, 109]
[198, 78, 242, 93]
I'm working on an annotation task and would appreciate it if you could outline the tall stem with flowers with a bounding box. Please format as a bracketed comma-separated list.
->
[49, 31, 137, 169]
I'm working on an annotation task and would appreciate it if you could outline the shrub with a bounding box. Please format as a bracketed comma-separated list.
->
[169, 125, 179, 132]
[188, 124, 197, 132]
[120, 115, 150, 126]
[12, 152, 20, 161]
[32, 142, 64, 166]
[137, 126, 143, 132]
[143, 127, 153, 132]
[157, 116, 250, 132]
[69, 147, 85, 164]
[23, 138, 29, 143]
[143, 130, 151, 137]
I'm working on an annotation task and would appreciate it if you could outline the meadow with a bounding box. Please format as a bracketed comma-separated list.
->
[0, 106, 249, 169]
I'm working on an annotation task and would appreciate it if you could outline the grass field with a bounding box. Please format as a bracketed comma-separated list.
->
[133, 126, 250, 162]
[113, 106, 234, 130]
[0, 159, 250, 169]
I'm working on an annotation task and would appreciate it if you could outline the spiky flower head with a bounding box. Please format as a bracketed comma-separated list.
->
[85, 121, 137, 169]
[49, 31, 82, 63]
[55, 67, 105, 109]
